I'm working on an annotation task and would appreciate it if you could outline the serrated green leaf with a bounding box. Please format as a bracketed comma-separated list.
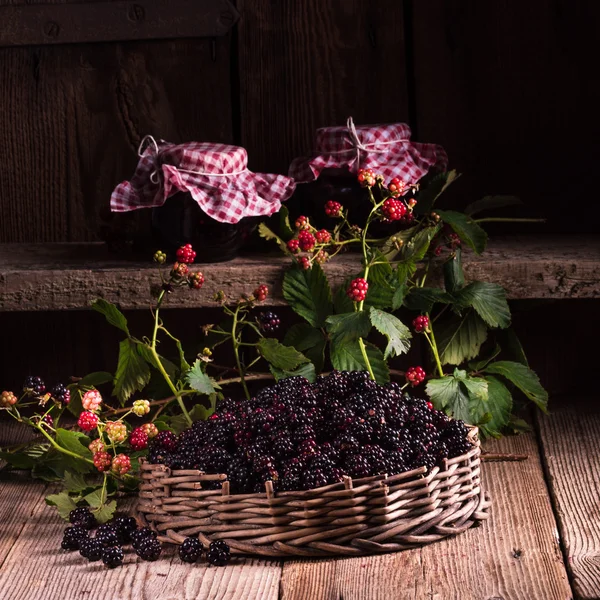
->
[495, 328, 529, 366]
[55, 428, 92, 459]
[112, 339, 152, 405]
[483, 360, 548, 412]
[414, 170, 460, 215]
[91, 298, 129, 335]
[392, 283, 409, 311]
[63, 472, 91, 493]
[368, 307, 411, 359]
[258, 222, 287, 252]
[92, 500, 117, 524]
[283, 323, 326, 373]
[83, 488, 104, 508]
[396, 261, 417, 286]
[270, 362, 317, 383]
[443, 247, 465, 293]
[278, 206, 295, 241]
[333, 280, 356, 314]
[136, 343, 179, 379]
[454, 282, 511, 329]
[45, 491, 78, 521]
[380, 226, 419, 260]
[400, 226, 441, 262]
[465, 195, 521, 217]
[437, 311, 488, 366]
[436, 210, 488, 255]
[403, 287, 453, 313]
[174, 338, 191, 372]
[508, 414, 532, 434]
[468, 344, 501, 372]
[479, 376, 513, 436]
[78, 372, 114, 387]
[330, 340, 389, 384]
[459, 373, 489, 403]
[325, 311, 371, 345]
[258, 338, 310, 371]
[426, 376, 471, 421]
[0, 443, 49, 470]
[66, 387, 83, 417]
[283, 263, 333, 328]
[186, 360, 216, 395]
[363, 251, 396, 310]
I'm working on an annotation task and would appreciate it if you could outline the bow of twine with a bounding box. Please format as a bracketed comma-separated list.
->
[138, 135, 248, 185]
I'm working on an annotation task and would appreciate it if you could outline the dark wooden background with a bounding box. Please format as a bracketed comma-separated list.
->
[1, 0, 598, 393]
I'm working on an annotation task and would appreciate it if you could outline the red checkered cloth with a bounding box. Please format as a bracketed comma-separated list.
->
[289, 117, 448, 185]
[111, 136, 296, 224]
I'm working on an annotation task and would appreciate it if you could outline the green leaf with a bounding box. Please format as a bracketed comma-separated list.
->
[396, 261, 417, 286]
[414, 170, 460, 215]
[46, 491, 78, 521]
[465, 195, 521, 217]
[258, 222, 287, 252]
[112, 339, 152, 405]
[400, 225, 441, 262]
[92, 500, 117, 524]
[368, 307, 411, 359]
[468, 344, 501, 372]
[283, 263, 333, 328]
[363, 251, 396, 310]
[77, 372, 114, 387]
[495, 328, 529, 366]
[508, 414, 532, 434]
[0, 442, 50, 470]
[403, 287, 453, 313]
[479, 376, 513, 436]
[325, 311, 371, 345]
[169, 403, 212, 433]
[66, 387, 83, 417]
[63, 472, 91, 493]
[436, 210, 488, 255]
[83, 488, 105, 508]
[380, 226, 419, 260]
[454, 282, 511, 329]
[136, 343, 179, 380]
[426, 375, 471, 422]
[91, 299, 129, 335]
[437, 311, 488, 365]
[483, 360, 548, 412]
[174, 338, 191, 372]
[55, 428, 92, 459]
[330, 340, 389, 384]
[283, 323, 326, 374]
[186, 359, 217, 395]
[459, 373, 489, 404]
[270, 362, 317, 383]
[333, 280, 355, 314]
[443, 247, 465, 293]
[392, 283, 409, 311]
[258, 338, 310, 371]
[278, 206, 295, 241]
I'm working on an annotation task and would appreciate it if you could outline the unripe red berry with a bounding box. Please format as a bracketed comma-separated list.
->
[176, 244, 196, 264]
[412, 315, 430, 333]
[188, 272, 205, 289]
[78, 411, 99, 432]
[142, 423, 159, 439]
[347, 278, 369, 302]
[426, 401, 433, 410]
[172, 262, 189, 278]
[357, 168, 376, 187]
[0, 391, 17, 408]
[381, 198, 407, 221]
[295, 216, 310, 230]
[254, 284, 269, 302]
[298, 230, 316, 251]
[314, 250, 329, 264]
[298, 256, 311, 270]
[287, 239, 300, 254]
[388, 177, 406, 196]
[82, 389, 102, 412]
[93, 451, 112, 472]
[324, 200, 343, 217]
[89, 439, 105, 454]
[111, 453, 131, 476]
[129, 427, 149, 451]
[105, 421, 128, 444]
[406, 366, 426, 387]
[315, 229, 331, 244]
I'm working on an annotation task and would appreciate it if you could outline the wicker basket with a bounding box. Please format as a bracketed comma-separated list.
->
[137, 427, 490, 557]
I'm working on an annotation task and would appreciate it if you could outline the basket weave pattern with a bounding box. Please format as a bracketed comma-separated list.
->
[137, 428, 490, 557]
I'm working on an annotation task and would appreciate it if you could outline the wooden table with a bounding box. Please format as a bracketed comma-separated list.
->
[2, 399, 598, 599]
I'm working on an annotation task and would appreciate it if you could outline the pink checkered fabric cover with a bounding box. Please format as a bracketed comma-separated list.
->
[289, 117, 448, 185]
[111, 136, 296, 224]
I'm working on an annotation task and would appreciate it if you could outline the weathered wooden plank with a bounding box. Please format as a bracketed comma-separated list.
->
[0, 0, 237, 47]
[0, 236, 598, 311]
[280, 433, 572, 600]
[237, 0, 409, 174]
[411, 0, 600, 235]
[0, 485, 282, 600]
[537, 400, 600, 599]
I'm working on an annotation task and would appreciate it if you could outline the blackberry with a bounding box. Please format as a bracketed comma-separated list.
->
[333, 433, 360, 453]
[102, 546, 124, 568]
[227, 456, 254, 494]
[301, 469, 328, 490]
[252, 454, 275, 474]
[258, 311, 281, 333]
[249, 408, 275, 434]
[154, 430, 178, 452]
[61, 526, 88, 551]
[79, 538, 104, 561]
[135, 537, 162, 561]
[386, 451, 406, 475]
[69, 507, 96, 530]
[344, 454, 370, 479]
[23, 375, 45, 396]
[95, 526, 120, 548]
[378, 426, 403, 450]
[51, 383, 71, 405]
[272, 435, 295, 460]
[199, 445, 231, 473]
[179, 537, 203, 563]
[131, 527, 158, 550]
[206, 540, 231, 566]
[348, 419, 373, 443]
[363, 445, 388, 475]
[113, 516, 138, 543]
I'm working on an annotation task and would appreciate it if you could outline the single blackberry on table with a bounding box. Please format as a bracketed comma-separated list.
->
[135, 537, 162, 561]
[102, 546, 124, 569]
[61, 526, 88, 551]
[130, 527, 158, 550]
[69, 506, 96, 530]
[79, 538, 104, 562]
[51, 383, 71, 405]
[112, 516, 138, 543]
[23, 375, 45, 396]
[206, 540, 231, 566]
[178, 537, 203, 563]
[95, 525, 120, 548]
[258, 311, 281, 333]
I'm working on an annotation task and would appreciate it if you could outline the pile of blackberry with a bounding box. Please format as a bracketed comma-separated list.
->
[148, 370, 473, 494]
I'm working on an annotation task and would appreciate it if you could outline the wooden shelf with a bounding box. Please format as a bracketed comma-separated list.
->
[0, 235, 598, 311]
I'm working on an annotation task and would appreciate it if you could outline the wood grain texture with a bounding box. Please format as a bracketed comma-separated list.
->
[280, 433, 572, 600]
[0, 487, 282, 600]
[237, 0, 409, 174]
[0, 235, 598, 311]
[411, 0, 600, 234]
[537, 400, 600, 599]
[0, 28, 232, 243]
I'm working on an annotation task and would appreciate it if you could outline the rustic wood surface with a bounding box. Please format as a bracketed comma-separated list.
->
[1, 235, 598, 311]
[279, 433, 572, 600]
[0, 427, 580, 599]
[537, 400, 600, 599]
